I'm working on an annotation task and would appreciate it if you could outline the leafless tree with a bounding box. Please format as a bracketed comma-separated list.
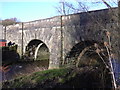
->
[55, 0, 89, 15]
[56, 0, 119, 89]
[55, 0, 117, 15]
[2, 17, 20, 26]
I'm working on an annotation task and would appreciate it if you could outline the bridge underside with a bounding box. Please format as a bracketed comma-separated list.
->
[64, 40, 107, 65]
[23, 39, 50, 68]
[63, 40, 113, 88]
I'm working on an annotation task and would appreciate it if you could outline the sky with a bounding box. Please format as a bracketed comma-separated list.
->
[0, 0, 118, 22]
[1, 2, 59, 22]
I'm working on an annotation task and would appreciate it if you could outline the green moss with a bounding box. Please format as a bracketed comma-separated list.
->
[9, 45, 17, 51]
[32, 68, 69, 83]
[3, 66, 110, 88]
[2, 45, 17, 52]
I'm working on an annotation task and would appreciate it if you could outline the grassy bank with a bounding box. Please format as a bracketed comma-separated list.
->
[2, 68, 72, 88]
[2, 66, 112, 89]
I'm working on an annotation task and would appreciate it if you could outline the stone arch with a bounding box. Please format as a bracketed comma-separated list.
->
[65, 40, 109, 66]
[66, 40, 100, 59]
[24, 39, 50, 68]
[65, 40, 112, 88]
[34, 43, 44, 60]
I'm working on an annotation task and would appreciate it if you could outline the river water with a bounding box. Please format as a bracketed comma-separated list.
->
[1, 60, 49, 82]
[1, 59, 120, 87]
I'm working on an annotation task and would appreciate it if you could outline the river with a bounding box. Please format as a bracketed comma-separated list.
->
[1, 59, 120, 87]
[1, 60, 49, 82]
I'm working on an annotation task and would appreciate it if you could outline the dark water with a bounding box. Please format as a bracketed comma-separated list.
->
[1, 60, 49, 82]
[1, 59, 120, 87]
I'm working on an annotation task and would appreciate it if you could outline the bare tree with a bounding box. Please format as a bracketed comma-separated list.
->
[55, 0, 117, 15]
[55, 0, 119, 89]
[55, 0, 89, 15]
[2, 17, 20, 26]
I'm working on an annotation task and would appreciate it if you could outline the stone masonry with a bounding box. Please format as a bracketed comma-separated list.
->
[2, 7, 120, 69]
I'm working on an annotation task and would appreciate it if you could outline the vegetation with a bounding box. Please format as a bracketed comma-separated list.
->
[1, 0, 119, 89]
[2, 68, 70, 88]
[56, 0, 119, 89]
[2, 66, 112, 89]
[1, 42, 114, 89]
[56, 0, 117, 15]
[2, 45, 20, 65]
[2, 18, 20, 26]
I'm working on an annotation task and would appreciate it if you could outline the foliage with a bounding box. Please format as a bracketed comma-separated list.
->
[57, 0, 119, 88]
[2, 45, 18, 52]
[2, 68, 71, 88]
[2, 45, 20, 65]
[2, 66, 112, 89]
[2, 18, 20, 26]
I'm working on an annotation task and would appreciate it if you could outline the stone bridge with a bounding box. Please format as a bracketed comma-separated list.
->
[2, 7, 120, 69]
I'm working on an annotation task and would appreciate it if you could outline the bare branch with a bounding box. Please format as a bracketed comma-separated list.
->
[76, 45, 93, 67]
[101, 0, 112, 9]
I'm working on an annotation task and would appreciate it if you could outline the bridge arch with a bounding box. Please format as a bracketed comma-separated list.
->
[25, 39, 50, 68]
[65, 40, 108, 66]
[65, 40, 112, 87]
[66, 40, 100, 59]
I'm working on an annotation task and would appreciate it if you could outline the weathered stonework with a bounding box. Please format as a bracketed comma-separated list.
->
[2, 7, 120, 69]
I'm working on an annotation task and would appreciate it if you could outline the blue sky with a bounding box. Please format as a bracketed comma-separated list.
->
[0, 0, 118, 22]
[1, 2, 58, 22]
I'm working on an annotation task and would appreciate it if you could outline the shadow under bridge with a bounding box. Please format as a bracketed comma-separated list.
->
[24, 39, 50, 61]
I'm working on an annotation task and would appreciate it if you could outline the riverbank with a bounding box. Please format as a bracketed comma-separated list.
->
[1, 60, 49, 82]
[2, 66, 113, 89]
